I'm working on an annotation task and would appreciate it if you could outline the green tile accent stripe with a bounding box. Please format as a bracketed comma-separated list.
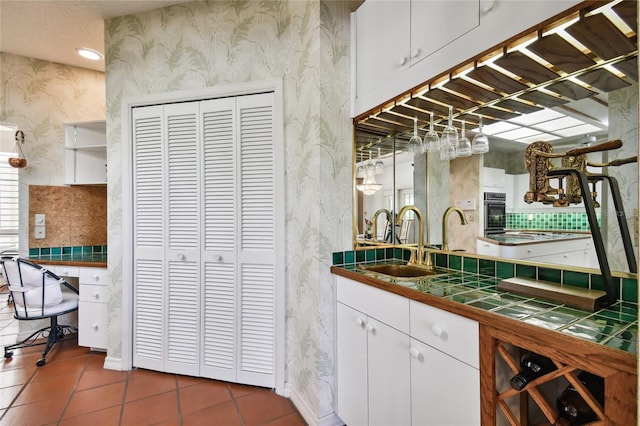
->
[506, 211, 600, 232]
[331, 249, 637, 304]
[29, 245, 107, 257]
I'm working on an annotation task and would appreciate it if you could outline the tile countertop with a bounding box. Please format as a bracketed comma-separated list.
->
[27, 253, 108, 268]
[478, 231, 591, 246]
[331, 260, 637, 366]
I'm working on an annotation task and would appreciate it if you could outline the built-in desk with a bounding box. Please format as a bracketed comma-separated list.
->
[28, 255, 108, 351]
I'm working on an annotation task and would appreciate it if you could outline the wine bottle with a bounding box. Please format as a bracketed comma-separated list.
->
[556, 371, 604, 425]
[509, 352, 557, 391]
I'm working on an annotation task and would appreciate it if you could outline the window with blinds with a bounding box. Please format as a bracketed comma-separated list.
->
[0, 153, 19, 252]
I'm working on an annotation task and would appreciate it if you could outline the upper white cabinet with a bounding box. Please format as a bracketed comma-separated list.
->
[482, 166, 505, 192]
[353, 1, 479, 109]
[64, 120, 107, 185]
[351, 0, 582, 116]
[353, 1, 411, 106]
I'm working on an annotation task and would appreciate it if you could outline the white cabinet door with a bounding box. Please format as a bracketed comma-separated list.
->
[410, 0, 480, 66]
[367, 318, 411, 426]
[336, 302, 369, 426]
[482, 167, 505, 191]
[477, 238, 501, 257]
[410, 338, 480, 426]
[353, 0, 410, 101]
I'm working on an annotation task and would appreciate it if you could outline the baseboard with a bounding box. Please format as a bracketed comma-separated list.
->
[289, 386, 343, 426]
[103, 355, 124, 371]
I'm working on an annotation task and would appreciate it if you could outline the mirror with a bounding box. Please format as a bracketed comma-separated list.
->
[354, 0, 638, 275]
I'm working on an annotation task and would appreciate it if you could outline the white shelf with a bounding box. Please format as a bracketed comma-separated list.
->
[63, 121, 106, 185]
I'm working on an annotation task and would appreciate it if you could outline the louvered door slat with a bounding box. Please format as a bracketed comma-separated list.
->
[240, 264, 274, 378]
[239, 102, 275, 251]
[133, 259, 164, 370]
[201, 98, 236, 252]
[166, 259, 199, 374]
[133, 109, 164, 248]
[167, 109, 199, 250]
[201, 261, 236, 381]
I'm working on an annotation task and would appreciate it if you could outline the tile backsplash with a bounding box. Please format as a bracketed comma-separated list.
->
[332, 248, 637, 304]
[506, 211, 599, 232]
[29, 185, 107, 248]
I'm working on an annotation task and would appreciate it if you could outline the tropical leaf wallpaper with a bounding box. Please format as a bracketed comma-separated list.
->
[104, 1, 352, 422]
[0, 52, 105, 255]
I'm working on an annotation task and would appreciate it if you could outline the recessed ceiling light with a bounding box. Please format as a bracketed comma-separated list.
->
[75, 47, 103, 61]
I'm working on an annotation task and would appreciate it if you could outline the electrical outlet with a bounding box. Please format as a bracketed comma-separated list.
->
[35, 225, 46, 239]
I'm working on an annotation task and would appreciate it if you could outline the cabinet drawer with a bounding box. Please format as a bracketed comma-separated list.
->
[79, 301, 107, 349]
[54, 265, 79, 277]
[80, 284, 107, 303]
[337, 276, 409, 334]
[410, 300, 479, 368]
[79, 267, 108, 285]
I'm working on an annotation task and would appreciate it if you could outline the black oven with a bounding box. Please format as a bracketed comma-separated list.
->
[484, 192, 506, 235]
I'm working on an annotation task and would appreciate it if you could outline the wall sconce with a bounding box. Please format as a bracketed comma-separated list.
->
[9, 130, 27, 168]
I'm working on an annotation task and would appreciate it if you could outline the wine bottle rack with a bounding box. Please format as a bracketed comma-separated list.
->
[495, 342, 605, 425]
[479, 324, 637, 426]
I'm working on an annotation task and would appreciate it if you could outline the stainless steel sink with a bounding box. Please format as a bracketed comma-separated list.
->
[358, 264, 448, 279]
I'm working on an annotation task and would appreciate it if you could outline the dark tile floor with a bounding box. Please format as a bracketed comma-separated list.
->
[0, 292, 306, 425]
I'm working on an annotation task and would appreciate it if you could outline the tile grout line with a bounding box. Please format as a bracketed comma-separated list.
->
[228, 383, 247, 426]
[56, 347, 91, 425]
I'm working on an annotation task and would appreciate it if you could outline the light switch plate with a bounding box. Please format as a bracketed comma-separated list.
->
[454, 199, 477, 211]
[35, 225, 46, 239]
[35, 213, 45, 225]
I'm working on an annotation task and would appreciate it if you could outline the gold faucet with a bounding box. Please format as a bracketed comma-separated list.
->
[442, 206, 468, 251]
[396, 205, 430, 266]
[371, 209, 392, 243]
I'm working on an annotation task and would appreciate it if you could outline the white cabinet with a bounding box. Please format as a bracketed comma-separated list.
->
[78, 267, 108, 349]
[352, 1, 479, 109]
[482, 167, 505, 192]
[335, 276, 479, 425]
[477, 237, 597, 268]
[336, 276, 411, 426]
[410, 338, 480, 425]
[409, 300, 480, 425]
[64, 120, 106, 185]
[351, 0, 581, 116]
[353, 1, 410, 105]
[42, 264, 108, 350]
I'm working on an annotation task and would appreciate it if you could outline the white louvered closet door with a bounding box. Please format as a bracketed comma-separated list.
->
[132, 92, 278, 387]
[200, 97, 237, 382]
[164, 102, 201, 376]
[132, 105, 166, 372]
[200, 93, 277, 387]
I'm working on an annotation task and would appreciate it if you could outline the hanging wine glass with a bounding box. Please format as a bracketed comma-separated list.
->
[408, 116, 422, 154]
[472, 115, 490, 154]
[456, 120, 472, 157]
[439, 106, 458, 160]
[440, 139, 456, 160]
[374, 146, 384, 175]
[356, 151, 365, 178]
[422, 111, 440, 153]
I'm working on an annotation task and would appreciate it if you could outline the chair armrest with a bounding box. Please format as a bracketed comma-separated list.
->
[60, 280, 79, 295]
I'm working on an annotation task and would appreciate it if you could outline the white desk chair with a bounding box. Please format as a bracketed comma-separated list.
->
[1, 257, 79, 366]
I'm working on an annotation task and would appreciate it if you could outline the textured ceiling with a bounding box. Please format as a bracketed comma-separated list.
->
[0, 0, 192, 71]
